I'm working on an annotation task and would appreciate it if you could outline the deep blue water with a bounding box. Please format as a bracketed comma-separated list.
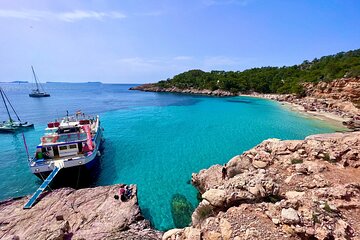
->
[0, 83, 343, 230]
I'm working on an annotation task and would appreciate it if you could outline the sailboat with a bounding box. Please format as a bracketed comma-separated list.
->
[0, 87, 34, 133]
[29, 66, 50, 97]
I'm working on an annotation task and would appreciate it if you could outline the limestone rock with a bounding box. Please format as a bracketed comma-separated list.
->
[281, 208, 300, 224]
[220, 218, 232, 240]
[0, 185, 162, 240]
[285, 191, 305, 199]
[252, 160, 268, 169]
[162, 228, 184, 240]
[202, 189, 226, 207]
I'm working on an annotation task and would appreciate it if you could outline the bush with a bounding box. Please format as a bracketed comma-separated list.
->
[291, 158, 303, 164]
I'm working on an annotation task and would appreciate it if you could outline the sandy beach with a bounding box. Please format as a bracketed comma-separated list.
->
[239, 93, 350, 131]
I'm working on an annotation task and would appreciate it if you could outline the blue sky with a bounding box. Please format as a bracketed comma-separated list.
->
[0, 0, 359, 83]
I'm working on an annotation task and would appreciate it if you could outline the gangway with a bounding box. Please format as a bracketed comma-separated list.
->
[23, 161, 64, 209]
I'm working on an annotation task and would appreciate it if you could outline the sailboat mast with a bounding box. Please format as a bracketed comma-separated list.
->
[31, 66, 39, 91]
[3, 90, 21, 121]
[0, 88, 13, 122]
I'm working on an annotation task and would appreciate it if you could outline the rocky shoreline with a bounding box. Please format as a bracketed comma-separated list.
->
[0, 184, 162, 240]
[164, 131, 360, 240]
[130, 78, 360, 130]
[1, 131, 359, 239]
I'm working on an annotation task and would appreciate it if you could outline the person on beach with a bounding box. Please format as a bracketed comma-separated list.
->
[222, 164, 228, 180]
[119, 187, 126, 200]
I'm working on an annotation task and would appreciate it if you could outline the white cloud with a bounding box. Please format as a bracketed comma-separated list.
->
[58, 10, 126, 22]
[0, 9, 48, 21]
[0, 9, 126, 22]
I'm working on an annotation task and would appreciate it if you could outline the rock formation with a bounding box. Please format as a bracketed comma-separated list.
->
[0, 184, 162, 240]
[163, 131, 360, 240]
[129, 84, 235, 96]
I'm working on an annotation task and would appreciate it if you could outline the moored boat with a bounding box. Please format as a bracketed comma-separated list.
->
[28, 111, 103, 182]
[29, 66, 50, 97]
[0, 87, 34, 133]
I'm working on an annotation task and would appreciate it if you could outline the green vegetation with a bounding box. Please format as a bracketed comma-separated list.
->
[156, 49, 360, 95]
[312, 213, 321, 224]
[291, 158, 303, 164]
[323, 202, 333, 213]
[194, 203, 213, 223]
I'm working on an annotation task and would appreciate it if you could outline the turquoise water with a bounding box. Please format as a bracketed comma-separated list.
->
[0, 83, 342, 230]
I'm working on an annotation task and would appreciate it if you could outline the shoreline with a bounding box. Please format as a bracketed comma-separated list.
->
[239, 93, 350, 130]
[130, 84, 358, 131]
[279, 101, 349, 130]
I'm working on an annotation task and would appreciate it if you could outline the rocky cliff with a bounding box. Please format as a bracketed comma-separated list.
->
[0, 184, 162, 240]
[303, 78, 360, 102]
[163, 131, 360, 240]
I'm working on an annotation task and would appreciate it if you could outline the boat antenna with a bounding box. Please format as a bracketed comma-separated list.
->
[31, 65, 40, 91]
[0, 87, 13, 123]
[22, 132, 31, 162]
[2, 88, 21, 122]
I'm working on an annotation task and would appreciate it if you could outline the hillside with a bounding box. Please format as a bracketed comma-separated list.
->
[152, 49, 360, 95]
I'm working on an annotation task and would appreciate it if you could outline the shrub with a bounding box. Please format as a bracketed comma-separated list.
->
[291, 158, 303, 164]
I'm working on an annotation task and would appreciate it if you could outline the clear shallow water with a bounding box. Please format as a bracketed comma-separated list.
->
[0, 83, 342, 230]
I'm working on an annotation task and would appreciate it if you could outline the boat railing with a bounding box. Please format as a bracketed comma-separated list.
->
[41, 132, 87, 144]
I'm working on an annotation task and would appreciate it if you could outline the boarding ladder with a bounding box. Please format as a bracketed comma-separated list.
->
[23, 161, 64, 209]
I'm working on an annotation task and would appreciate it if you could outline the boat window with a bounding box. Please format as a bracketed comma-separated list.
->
[69, 144, 77, 149]
[59, 146, 67, 151]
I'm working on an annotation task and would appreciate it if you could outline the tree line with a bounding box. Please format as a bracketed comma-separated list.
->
[156, 49, 360, 96]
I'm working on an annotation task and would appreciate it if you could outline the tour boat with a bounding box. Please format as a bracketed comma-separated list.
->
[0, 87, 34, 133]
[29, 66, 50, 97]
[28, 111, 103, 180]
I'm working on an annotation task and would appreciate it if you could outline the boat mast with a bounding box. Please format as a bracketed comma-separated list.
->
[2, 89, 21, 122]
[31, 66, 39, 91]
[0, 88, 13, 123]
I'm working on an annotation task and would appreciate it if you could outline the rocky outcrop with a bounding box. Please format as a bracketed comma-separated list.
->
[129, 84, 235, 96]
[0, 184, 162, 240]
[164, 131, 360, 240]
[303, 78, 360, 102]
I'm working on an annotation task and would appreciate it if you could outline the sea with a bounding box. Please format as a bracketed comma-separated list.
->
[0, 82, 344, 230]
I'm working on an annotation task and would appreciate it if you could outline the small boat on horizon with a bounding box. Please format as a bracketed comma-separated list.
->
[29, 66, 50, 97]
[0, 87, 34, 133]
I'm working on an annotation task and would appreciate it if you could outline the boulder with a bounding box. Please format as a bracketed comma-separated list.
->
[281, 208, 300, 224]
[202, 189, 227, 207]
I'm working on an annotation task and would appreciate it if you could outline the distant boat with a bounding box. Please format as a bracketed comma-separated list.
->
[0, 87, 34, 133]
[29, 66, 50, 97]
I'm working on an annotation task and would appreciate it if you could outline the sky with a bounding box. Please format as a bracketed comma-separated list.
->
[0, 0, 359, 83]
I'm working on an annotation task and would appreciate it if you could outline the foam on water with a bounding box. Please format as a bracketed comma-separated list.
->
[0, 83, 343, 230]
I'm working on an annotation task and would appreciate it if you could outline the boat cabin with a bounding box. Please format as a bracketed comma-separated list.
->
[34, 116, 96, 161]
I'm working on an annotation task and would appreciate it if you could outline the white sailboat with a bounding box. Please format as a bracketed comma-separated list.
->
[29, 66, 50, 97]
[0, 87, 34, 133]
